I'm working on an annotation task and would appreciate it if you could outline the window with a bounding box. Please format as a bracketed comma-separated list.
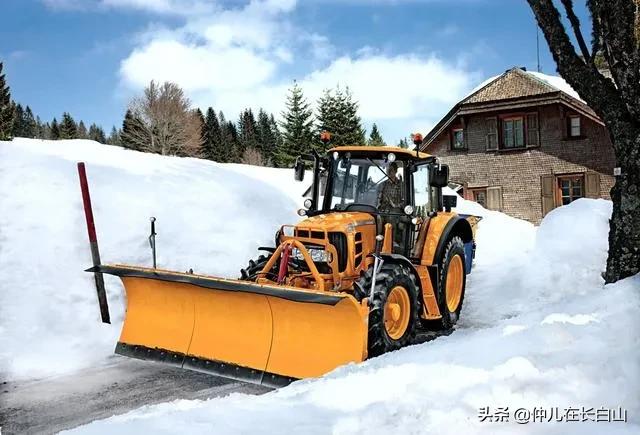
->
[451, 128, 465, 150]
[486, 117, 498, 150]
[569, 115, 581, 137]
[557, 175, 584, 205]
[329, 158, 404, 209]
[471, 189, 487, 208]
[413, 164, 431, 217]
[502, 117, 524, 148]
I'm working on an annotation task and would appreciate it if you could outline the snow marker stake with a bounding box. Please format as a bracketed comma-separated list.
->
[149, 217, 157, 268]
[77, 162, 111, 324]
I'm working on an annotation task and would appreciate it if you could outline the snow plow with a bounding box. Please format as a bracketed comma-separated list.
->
[81, 135, 478, 387]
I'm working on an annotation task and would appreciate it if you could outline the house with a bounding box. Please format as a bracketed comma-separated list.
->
[422, 67, 615, 224]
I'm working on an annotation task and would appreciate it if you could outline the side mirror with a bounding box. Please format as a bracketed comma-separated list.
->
[443, 195, 457, 212]
[294, 158, 305, 182]
[430, 164, 449, 188]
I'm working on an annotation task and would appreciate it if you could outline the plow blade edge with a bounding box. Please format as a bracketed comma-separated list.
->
[90, 265, 368, 387]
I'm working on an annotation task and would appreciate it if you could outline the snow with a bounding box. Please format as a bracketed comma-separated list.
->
[528, 71, 584, 102]
[0, 138, 307, 380]
[2, 138, 637, 433]
[70, 190, 639, 433]
[463, 70, 584, 103]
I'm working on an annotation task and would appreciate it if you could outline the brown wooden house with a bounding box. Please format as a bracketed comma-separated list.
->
[422, 67, 615, 224]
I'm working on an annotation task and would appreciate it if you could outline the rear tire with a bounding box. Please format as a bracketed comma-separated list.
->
[435, 236, 466, 330]
[356, 263, 419, 357]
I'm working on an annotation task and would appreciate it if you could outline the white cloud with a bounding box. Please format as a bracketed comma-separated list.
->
[116, 0, 479, 142]
[42, 0, 217, 15]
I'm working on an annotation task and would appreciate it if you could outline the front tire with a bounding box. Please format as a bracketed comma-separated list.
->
[356, 263, 419, 357]
[240, 254, 274, 281]
[435, 236, 466, 330]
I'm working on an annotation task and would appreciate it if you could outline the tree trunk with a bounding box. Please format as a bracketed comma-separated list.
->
[604, 128, 640, 283]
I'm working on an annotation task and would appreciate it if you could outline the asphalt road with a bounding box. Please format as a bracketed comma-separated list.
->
[0, 357, 270, 434]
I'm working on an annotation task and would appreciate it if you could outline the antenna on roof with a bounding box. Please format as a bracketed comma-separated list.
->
[536, 22, 541, 73]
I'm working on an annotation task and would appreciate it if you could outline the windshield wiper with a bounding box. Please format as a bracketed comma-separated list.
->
[367, 158, 391, 183]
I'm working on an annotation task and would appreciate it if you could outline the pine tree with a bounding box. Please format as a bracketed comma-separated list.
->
[257, 109, 278, 165]
[277, 82, 314, 167]
[11, 103, 25, 137]
[59, 112, 77, 139]
[121, 109, 147, 151]
[216, 111, 235, 163]
[316, 86, 365, 150]
[191, 108, 205, 157]
[77, 121, 88, 139]
[88, 123, 106, 143]
[226, 120, 241, 163]
[0, 62, 13, 140]
[107, 126, 121, 146]
[24, 106, 36, 138]
[238, 108, 260, 161]
[202, 107, 221, 161]
[341, 87, 366, 145]
[367, 123, 385, 146]
[398, 138, 409, 149]
[269, 114, 283, 164]
[35, 115, 46, 139]
[50, 118, 60, 140]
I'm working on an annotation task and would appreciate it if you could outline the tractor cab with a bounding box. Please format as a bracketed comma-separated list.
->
[294, 144, 453, 259]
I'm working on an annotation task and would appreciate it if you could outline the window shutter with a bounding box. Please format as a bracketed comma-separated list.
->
[541, 174, 556, 216]
[585, 172, 600, 198]
[486, 117, 498, 151]
[486, 186, 503, 211]
[526, 113, 539, 147]
[559, 106, 568, 140]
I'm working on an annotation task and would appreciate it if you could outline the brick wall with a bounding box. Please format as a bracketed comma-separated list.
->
[428, 103, 616, 224]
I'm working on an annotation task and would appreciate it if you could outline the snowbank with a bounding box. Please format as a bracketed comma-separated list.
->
[70, 194, 640, 434]
[0, 139, 307, 380]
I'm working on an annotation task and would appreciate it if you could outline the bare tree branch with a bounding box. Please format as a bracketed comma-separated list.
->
[588, 0, 640, 117]
[560, 0, 593, 63]
[128, 81, 203, 157]
[527, 0, 626, 125]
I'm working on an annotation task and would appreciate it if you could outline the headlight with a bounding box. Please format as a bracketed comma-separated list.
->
[332, 151, 339, 160]
[387, 152, 396, 163]
[297, 208, 307, 217]
[404, 205, 414, 215]
[292, 248, 332, 263]
[303, 198, 313, 209]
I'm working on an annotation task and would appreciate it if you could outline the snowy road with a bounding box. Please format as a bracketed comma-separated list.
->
[0, 357, 269, 434]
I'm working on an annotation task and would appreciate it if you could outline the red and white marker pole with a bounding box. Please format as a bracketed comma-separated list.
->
[77, 162, 111, 324]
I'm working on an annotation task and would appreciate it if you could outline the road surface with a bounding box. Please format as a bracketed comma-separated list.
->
[0, 357, 269, 434]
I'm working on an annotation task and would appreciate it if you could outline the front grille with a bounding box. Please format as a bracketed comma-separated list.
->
[328, 232, 348, 272]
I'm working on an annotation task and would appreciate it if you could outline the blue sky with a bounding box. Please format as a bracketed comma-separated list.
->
[0, 0, 592, 143]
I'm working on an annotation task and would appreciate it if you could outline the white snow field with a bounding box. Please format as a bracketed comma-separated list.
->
[1, 138, 638, 434]
[70, 196, 640, 435]
[0, 138, 306, 380]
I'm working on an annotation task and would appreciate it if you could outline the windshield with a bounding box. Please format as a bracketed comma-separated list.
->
[325, 157, 405, 211]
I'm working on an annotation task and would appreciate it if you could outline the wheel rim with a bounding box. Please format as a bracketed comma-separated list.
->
[446, 254, 464, 312]
[384, 285, 411, 340]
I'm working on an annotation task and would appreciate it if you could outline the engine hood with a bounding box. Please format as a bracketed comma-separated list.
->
[297, 212, 376, 232]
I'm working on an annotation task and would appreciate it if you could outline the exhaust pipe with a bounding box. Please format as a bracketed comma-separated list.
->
[77, 162, 111, 324]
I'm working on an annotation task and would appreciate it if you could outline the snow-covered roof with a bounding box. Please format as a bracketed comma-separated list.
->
[424, 67, 597, 146]
[526, 70, 584, 102]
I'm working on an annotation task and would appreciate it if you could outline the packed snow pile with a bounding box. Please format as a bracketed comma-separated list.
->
[0, 138, 307, 380]
[70, 188, 639, 433]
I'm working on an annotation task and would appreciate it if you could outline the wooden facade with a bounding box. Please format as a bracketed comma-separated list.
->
[422, 67, 615, 224]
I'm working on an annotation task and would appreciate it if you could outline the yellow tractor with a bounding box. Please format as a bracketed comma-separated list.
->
[82, 137, 478, 387]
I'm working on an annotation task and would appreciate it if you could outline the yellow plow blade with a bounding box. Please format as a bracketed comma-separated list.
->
[91, 264, 368, 386]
